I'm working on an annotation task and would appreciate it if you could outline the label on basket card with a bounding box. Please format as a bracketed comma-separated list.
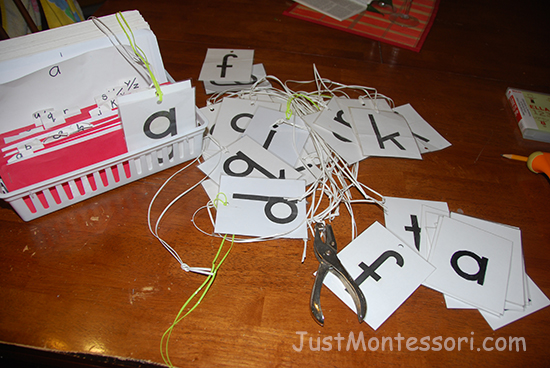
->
[0, 45, 153, 136]
[117, 80, 196, 152]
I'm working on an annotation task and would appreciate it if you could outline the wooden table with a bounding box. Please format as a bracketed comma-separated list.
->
[1, 1, 550, 366]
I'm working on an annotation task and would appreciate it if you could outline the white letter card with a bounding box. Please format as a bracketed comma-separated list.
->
[244, 106, 309, 167]
[117, 80, 195, 153]
[215, 175, 307, 238]
[209, 97, 282, 150]
[383, 197, 449, 260]
[349, 107, 422, 160]
[324, 221, 435, 330]
[423, 216, 513, 316]
[309, 98, 365, 165]
[198, 135, 302, 185]
[198, 49, 254, 83]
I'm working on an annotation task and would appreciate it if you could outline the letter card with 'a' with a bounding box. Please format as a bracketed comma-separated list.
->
[117, 80, 196, 152]
[423, 216, 513, 316]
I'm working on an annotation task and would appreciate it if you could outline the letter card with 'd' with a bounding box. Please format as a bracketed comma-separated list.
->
[214, 175, 307, 239]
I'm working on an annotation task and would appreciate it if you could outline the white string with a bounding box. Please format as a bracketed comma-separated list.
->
[150, 65, 391, 268]
[147, 157, 213, 275]
[89, 16, 152, 86]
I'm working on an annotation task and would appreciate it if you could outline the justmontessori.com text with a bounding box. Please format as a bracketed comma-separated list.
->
[292, 331, 526, 352]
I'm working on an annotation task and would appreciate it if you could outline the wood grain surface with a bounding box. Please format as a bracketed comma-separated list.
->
[1, 0, 549, 367]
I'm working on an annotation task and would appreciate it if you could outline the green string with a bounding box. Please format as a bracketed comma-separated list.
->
[285, 93, 321, 120]
[213, 192, 228, 208]
[160, 233, 235, 367]
[116, 12, 164, 102]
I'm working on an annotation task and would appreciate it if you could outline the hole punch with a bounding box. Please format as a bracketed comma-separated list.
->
[310, 223, 366, 326]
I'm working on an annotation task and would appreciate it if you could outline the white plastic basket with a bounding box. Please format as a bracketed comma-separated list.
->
[0, 109, 207, 221]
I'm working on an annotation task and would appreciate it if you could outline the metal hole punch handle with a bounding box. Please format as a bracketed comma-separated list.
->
[310, 262, 330, 325]
[309, 223, 367, 326]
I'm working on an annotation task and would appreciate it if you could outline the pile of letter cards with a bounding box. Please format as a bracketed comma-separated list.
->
[196, 49, 451, 239]
[325, 202, 550, 330]
[0, 11, 196, 193]
[196, 48, 549, 331]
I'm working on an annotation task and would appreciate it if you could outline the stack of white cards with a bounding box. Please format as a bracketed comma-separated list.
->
[184, 51, 550, 331]
[195, 51, 451, 240]
[0, 11, 200, 193]
[198, 97, 310, 239]
[198, 49, 271, 94]
[195, 92, 451, 241]
[324, 196, 549, 331]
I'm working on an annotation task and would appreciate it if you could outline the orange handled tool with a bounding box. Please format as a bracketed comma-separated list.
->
[502, 151, 550, 177]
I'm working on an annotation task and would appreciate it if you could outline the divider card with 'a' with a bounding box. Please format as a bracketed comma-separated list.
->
[214, 175, 307, 239]
[117, 80, 196, 153]
[383, 197, 449, 260]
[0, 11, 165, 87]
[198, 49, 254, 83]
[423, 216, 513, 316]
[349, 107, 422, 160]
[323, 221, 435, 330]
